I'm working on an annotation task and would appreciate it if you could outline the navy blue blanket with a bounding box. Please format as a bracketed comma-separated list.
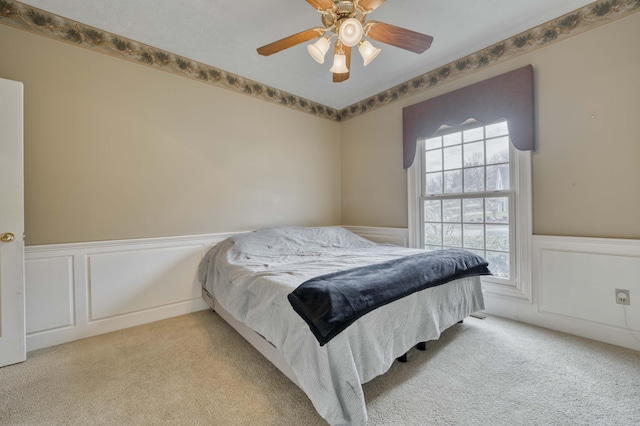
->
[288, 249, 491, 346]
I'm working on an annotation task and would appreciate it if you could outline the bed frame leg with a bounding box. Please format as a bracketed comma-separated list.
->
[416, 342, 426, 351]
[396, 353, 408, 363]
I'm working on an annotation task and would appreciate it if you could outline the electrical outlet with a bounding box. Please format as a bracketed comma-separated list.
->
[615, 289, 630, 305]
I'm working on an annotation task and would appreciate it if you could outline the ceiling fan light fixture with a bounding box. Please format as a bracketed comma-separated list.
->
[329, 51, 349, 74]
[358, 40, 381, 66]
[256, 1, 434, 83]
[338, 18, 363, 47]
[307, 37, 331, 64]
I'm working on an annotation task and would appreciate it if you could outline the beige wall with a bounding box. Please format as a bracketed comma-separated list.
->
[341, 12, 640, 239]
[2, 12, 639, 245]
[0, 25, 341, 245]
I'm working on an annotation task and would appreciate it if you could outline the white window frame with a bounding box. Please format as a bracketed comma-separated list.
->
[407, 124, 532, 302]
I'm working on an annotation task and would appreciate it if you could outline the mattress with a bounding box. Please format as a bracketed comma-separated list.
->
[198, 226, 485, 425]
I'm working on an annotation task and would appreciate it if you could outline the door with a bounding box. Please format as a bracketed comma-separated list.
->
[0, 77, 25, 367]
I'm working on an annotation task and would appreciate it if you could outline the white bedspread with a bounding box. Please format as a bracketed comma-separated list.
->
[198, 226, 484, 425]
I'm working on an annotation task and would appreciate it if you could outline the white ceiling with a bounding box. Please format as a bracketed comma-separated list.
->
[19, 0, 595, 110]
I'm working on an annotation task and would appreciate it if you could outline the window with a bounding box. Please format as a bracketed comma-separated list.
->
[408, 120, 532, 300]
[422, 120, 512, 280]
[403, 67, 534, 301]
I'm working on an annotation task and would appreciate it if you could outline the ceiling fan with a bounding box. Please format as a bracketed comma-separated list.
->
[257, 0, 434, 83]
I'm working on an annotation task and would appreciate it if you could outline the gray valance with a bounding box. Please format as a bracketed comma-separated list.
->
[402, 65, 534, 169]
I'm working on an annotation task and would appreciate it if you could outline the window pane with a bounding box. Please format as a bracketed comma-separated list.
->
[485, 197, 509, 224]
[464, 167, 485, 192]
[426, 172, 443, 195]
[425, 245, 442, 252]
[443, 224, 462, 247]
[485, 121, 509, 138]
[443, 146, 462, 170]
[486, 136, 510, 164]
[486, 251, 510, 279]
[463, 224, 484, 249]
[425, 149, 442, 172]
[443, 199, 462, 222]
[486, 164, 510, 191]
[463, 127, 484, 142]
[424, 136, 441, 150]
[425, 223, 442, 246]
[464, 142, 484, 167]
[424, 200, 441, 222]
[444, 170, 463, 194]
[463, 198, 484, 223]
[486, 225, 510, 251]
[443, 132, 462, 147]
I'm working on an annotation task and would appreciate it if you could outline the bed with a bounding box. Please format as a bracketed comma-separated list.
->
[197, 226, 487, 425]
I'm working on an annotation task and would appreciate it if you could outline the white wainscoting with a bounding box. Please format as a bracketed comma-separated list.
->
[484, 235, 640, 351]
[24, 227, 408, 351]
[343, 226, 409, 247]
[25, 228, 640, 352]
[25, 233, 235, 351]
[349, 228, 640, 351]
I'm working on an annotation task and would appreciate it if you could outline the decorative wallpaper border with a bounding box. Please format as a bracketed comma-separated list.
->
[0, 0, 340, 120]
[1, 0, 639, 122]
[340, 0, 640, 120]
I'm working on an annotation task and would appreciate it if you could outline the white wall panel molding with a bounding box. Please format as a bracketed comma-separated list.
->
[344, 226, 409, 247]
[484, 235, 640, 351]
[87, 244, 204, 321]
[24, 229, 640, 352]
[25, 256, 74, 334]
[24, 232, 240, 351]
[24, 227, 403, 351]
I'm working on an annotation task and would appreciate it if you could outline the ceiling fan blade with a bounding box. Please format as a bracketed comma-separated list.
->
[358, 0, 387, 12]
[305, 0, 334, 10]
[366, 21, 433, 54]
[257, 28, 322, 56]
[333, 45, 351, 83]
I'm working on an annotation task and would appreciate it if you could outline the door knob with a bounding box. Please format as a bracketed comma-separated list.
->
[0, 233, 15, 243]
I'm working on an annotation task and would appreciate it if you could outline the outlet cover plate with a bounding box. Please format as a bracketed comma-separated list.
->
[615, 289, 630, 305]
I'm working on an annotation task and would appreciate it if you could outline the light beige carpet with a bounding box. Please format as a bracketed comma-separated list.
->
[1, 310, 638, 425]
